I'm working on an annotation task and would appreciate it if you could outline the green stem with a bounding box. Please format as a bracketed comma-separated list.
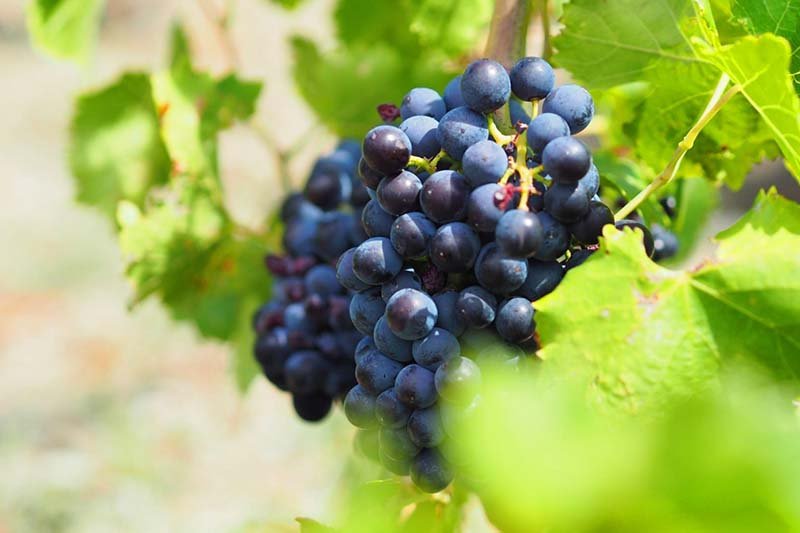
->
[614, 74, 738, 221]
[541, 0, 553, 60]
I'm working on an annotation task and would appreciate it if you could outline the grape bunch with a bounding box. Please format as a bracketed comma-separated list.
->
[340, 56, 663, 492]
[252, 141, 371, 421]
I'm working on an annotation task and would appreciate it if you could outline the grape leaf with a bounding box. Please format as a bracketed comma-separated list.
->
[26, 0, 105, 62]
[668, 176, 719, 262]
[703, 34, 800, 181]
[536, 189, 800, 413]
[70, 73, 171, 222]
[408, 0, 493, 56]
[266, 0, 307, 8]
[553, 0, 702, 89]
[731, 0, 800, 91]
[592, 151, 667, 225]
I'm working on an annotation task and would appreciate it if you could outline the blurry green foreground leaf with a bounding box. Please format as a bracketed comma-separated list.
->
[27, 0, 105, 63]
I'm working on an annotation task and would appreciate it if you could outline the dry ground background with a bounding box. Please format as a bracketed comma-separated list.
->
[0, 0, 797, 531]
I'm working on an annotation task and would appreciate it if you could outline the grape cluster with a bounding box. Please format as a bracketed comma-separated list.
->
[340, 56, 666, 492]
[252, 141, 371, 421]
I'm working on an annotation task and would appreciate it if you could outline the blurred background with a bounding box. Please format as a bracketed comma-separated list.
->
[1, 0, 798, 531]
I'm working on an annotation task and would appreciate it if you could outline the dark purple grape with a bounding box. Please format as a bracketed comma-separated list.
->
[390, 212, 436, 259]
[443, 75, 465, 110]
[510, 56, 555, 101]
[344, 385, 379, 428]
[569, 200, 614, 245]
[362, 125, 412, 175]
[474, 243, 528, 295]
[615, 219, 655, 257]
[462, 140, 509, 188]
[456, 286, 497, 328]
[355, 335, 377, 366]
[313, 211, 352, 261]
[361, 199, 395, 238]
[377, 171, 423, 216]
[495, 298, 536, 344]
[420, 170, 470, 223]
[544, 183, 590, 223]
[381, 270, 423, 303]
[254, 328, 291, 390]
[407, 407, 444, 448]
[461, 58, 511, 113]
[285, 350, 328, 394]
[356, 351, 405, 395]
[399, 115, 441, 158]
[564, 248, 595, 270]
[293, 393, 333, 422]
[385, 288, 438, 341]
[358, 157, 383, 189]
[542, 84, 595, 134]
[352, 237, 404, 285]
[468, 183, 507, 232]
[652, 225, 679, 261]
[495, 209, 544, 258]
[304, 161, 349, 210]
[528, 112, 570, 155]
[401, 87, 447, 120]
[379, 427, 421, 460]
[336, 247, 371, 292]
[516, 259, 564, 301]
[533, 212, 570, 261]
[437, 106, 489, 160]
[542, 136, 592, 184]
[412, 327, 460, 370]
[304, 264, 342, 298]
[410, 449, 453, 493]
[373, 316, 413, 363]
[434, 356, 481, 405]
[432, 290, 467, 337]
[375, 388, 413, 428]
[349, 287, 386, 335]
[576, 164, 600, 201]
[429, 222, 481, 273]
[394, 364, 437, 408]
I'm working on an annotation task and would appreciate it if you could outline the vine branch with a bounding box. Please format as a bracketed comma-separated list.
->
[614, 74, 739, 221]
[197, 0, 240, 70]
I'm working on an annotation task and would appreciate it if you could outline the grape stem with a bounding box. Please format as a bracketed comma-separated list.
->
[614, 74, 739, 221]
[487, 114, 516, 145]
[540, 0, 553, 61]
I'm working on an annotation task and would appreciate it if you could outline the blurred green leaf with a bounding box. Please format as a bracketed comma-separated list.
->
[266, 0, 307, 8]
[408, 0, 494, 56]
[731, 0, 800, 92]
[593, 151, 666, 225]
[70, 73, 170, 222]
[668, 176, 719, 262]
[456, 368, 800, 532]
[535, 189, 800, 413]
[26, 0, 105, 63]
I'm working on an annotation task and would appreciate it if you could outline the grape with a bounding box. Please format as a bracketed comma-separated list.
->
[412, 327, 460, 370]
[510, 56, 555, 101]
[431, 290, 467, 337]
[544, 183, 590, 223]
[528, 113, 570, 155]
[361, 199, 395, 238]
[569, 200, 614, 245]
[353, 237, 403, 285]
[456, 286, 497, 328]
[385, 288, 438, 340]
[354, 429, 380, 461]
[394, 364, 438, 408]
[418, 170, 469, 224]
[381, 270, 423, 302]
[495, 209, 544, 258]
[281, 192, 322, 223]
[576, 163, 600, 201]
[660, 197, 678, 219]
[434, 356, 481, 405]
[509, 99, 531, 126]
[285, 350, 328, 394]
[373, 316, 413, 363]
[304, 161, 349, 210]
[437, 106, 489, 160]
[380, 427, 421, 460]
[460, 59, 511, 113]
[526, 180, 547, 212]
[350, 181, 371, 208]
[379, 447, 411, 475]
[254, 328, 291, 390]
[349, 287, 386, 335]
[542, 136, 592, 183]
[304, 264, 343, 298]
[283, 217, 319, 257]
[495, 297, 536, 344]
[390, 212, 436, 259]
[354, 335, 377, 366]
[358, 157, 383, 189]
[399, 115, 441, 158]
[533, 212, 570, 261]
[362, 125, 412, 174]
[407, 407, 445, 448]
[652, 225, 679, 261]
[443, 75, 465, 110]
[377, 171, 423, 216]
[429, 222, 481, 273]
[293, 393, 333, 422]
[475, 243, 528, 295]
[462, 140, 509, 188]
[344, 385, 378, 428]
[375, 388, 413, 428]
[615, 219, 655, 257]
[468, 183, 507, 232]
[516, 259, 564, 301]
[337, 247, 371, 292]
[400, 87, 447, 120]
[542, 84, 595, 134]
[410, 449, 454, 493]
[356, 350, 405, 395]
[284, 302, 313, 333]
[313, 211, 353, 261]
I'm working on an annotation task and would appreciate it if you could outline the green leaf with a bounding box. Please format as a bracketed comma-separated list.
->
[704, 34, 800, 181]
[668, 176, 719, 262]
[290, 37, 452, 138]
[70, 73, 170, 221]
[26, 0, 105, 63]
[553, 0, 702, 89]
[266, 0, 307, 8]
[732, 0, 800, 91]
[408, 0, 493, 56]
[593, 151, 667, 225]
[536, 189, 800, 412]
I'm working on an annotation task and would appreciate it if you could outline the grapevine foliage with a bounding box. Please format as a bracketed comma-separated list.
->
[25, 0, 800, 530]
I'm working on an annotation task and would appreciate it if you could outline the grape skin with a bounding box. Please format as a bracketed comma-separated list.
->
[510, 56, 555, 101]
[443, 75, 465, 110]
[420, 170, 470, 223]
[569, 200, 614, 245]
[376, 170, 423, 216]
[407, 406, 445, 448]
[462, 140, 509, 188]
[412, 327, 460, 370]
[528, 112, 570, 155]
[362, 125, 412, 174]
[542, 84, 595, 134]
[356, 351, 405, 395]
[460, 59, 512, 113]
[429, 222, 482, 273]
[542, 136, 592, 183]
[437, 106, 489, 160]
[495, 209, 544, 258]
[410, 448, 454, 494]
[394, 364, 438, 408]
[468, 183, 508, 232]
[375, 388, 413, 428]
[385, 288, 439, 341]
[390, 212, 437, 259]
[361, 199, 395, 238]
[344, 384, 378, 428]
[474, 243, 529, 295]
[515, 260, 564, 301]
[352, 237, 404, 285]
[399, 115, 442, 158]
[495, 297, 536, 344]
[544, 183, 590, 223]
[373, 316, 413, 363]
[456, 286, 497, 329]
[400, 87, 447, 120]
